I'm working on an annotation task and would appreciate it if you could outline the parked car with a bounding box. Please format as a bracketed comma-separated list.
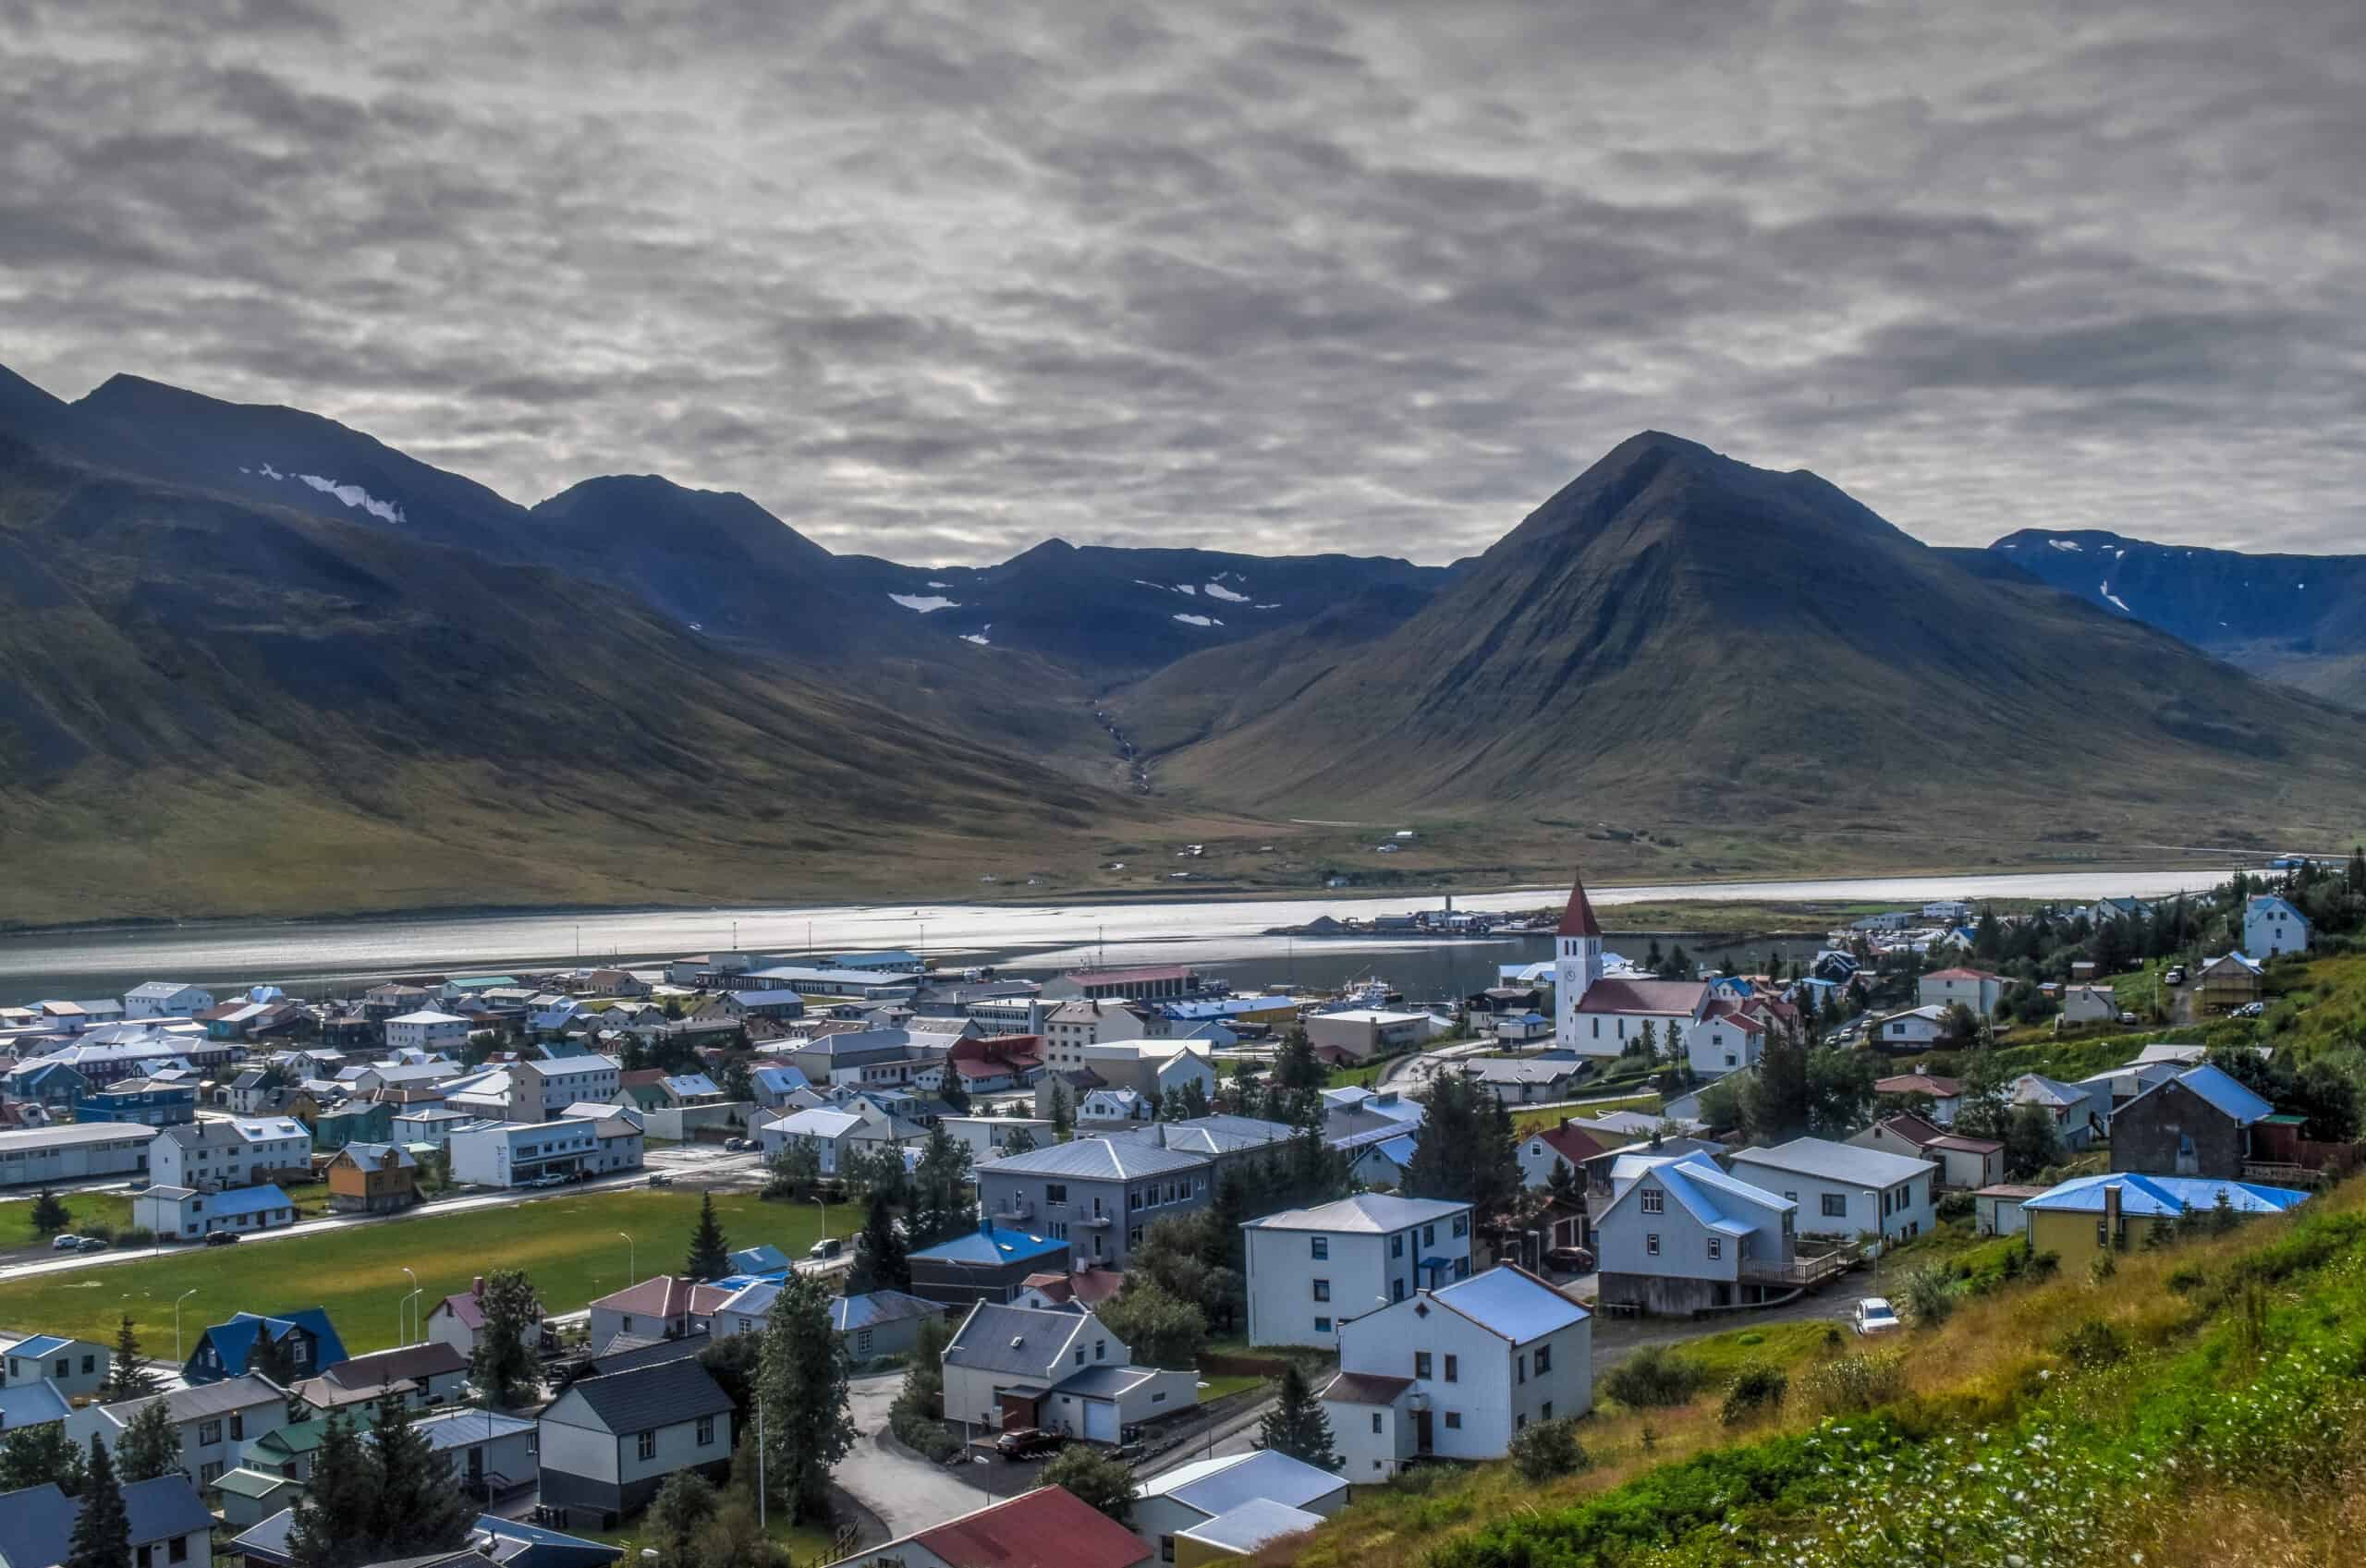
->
[724, 1136, 750, 1152]
[2165, 967, 2187, 985]
[994, 1427, 1067, 1460]
[2234, 1001, 2266, 1017]
[1543, 1246, 1596, 1274]
[647, 1173, 674, 1187]
[2118, 1011, 2140, 1025]
[808, 1237, 843, 1260]
[75, 1236, 110, 1253]
[1853, 1297, 1900, 1336]
[203, 1231, 241, 1247]
[50, 1234, 84, 1251]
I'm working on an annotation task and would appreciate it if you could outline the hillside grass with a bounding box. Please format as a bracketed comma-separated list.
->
[1512, 1095, 1665, 1137]
[1267, 1173, 2366, 1568]
[0, 1186, 849, 1355]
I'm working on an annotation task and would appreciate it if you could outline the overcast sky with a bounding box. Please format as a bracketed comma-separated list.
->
[4, 1, 2360, 563]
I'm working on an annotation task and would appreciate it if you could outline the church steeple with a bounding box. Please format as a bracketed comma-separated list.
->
[1557, 873, 1603, 938]
[1555, 869, 1604, 1049]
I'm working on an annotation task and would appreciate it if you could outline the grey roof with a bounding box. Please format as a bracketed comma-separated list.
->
[943, 1302, 1087, 1380]
[1729, 1136, 1935, 1188]
[981, 1136, 1206, 1181]
[103, 1373, 287, 1428]
[231, 1505, 301, 1566]
[123, 1475, 215, 1545]
[410, 1408, 538, 1451]
[550, 1357, 732, 1434]
[1432, 1266, 1589, 1343]
[1053, 1364, 1156, 1397]
[832, 1290, 944, 1333]
[1140, 1449, 1346, 1517]
[585, 1330, 713, 1379]
[1178, 1498, 1327, 1554]
[1243, 1193, 1469, 1234]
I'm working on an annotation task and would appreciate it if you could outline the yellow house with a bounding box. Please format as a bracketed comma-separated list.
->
[2020, 1171, 2308, 1260]
[1175, 1499, 1329, 1567]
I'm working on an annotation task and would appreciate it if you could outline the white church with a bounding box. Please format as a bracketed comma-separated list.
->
[1554, 871, 1713, 1059]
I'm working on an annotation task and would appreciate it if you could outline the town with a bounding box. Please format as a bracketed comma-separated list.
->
[0, 853, 2358, 1567]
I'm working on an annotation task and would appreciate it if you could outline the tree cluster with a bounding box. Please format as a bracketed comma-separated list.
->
[287, 1402, 477, 1568]
[1403, 1074, 1519, 1217]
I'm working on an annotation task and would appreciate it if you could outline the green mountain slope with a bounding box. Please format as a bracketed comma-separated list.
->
[1117, 433, 2366, 855]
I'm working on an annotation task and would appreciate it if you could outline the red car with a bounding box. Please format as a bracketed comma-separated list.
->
[994, 1427, 1067, 1460]
[1543, 1246, 1595, 1274]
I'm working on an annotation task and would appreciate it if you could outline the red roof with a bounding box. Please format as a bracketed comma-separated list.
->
[591, 1276, 733, 1319]
[1556, 873, 1604, 939]
[1924, 967, 2000, 981]
[1573, 978, 1706, 1016]
[1020, 1269, 1127, 1307]
[914, 1486, 1151, 1568]
[1534, 1118, 1612, 1166]
[1876, 1074, 1962, 1098]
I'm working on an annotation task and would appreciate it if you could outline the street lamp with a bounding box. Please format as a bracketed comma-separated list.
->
[1865, 1190, 1882, 1285]
[400, 1267, 419, 1346]
[618, 1231, 635, 1286]
[813, 1193, 829, 1253]
[175, 1288, 199, 1365]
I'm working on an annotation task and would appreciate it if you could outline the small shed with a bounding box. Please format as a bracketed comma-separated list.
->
[1972, 1184, 2047, 1237]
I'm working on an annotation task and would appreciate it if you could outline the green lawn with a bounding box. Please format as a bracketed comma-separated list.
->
[0, 1186, 853, 1356]
[3, 1189, 134, 1246]
[1196, 1372, 1269, 1403]
[1665, 1319, 1841, 1381]
[1513, 1094, 1663, 1137]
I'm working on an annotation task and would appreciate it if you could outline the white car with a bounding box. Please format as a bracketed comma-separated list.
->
[1853, 1297, 1901, 1336]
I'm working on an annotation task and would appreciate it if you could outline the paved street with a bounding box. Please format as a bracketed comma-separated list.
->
[838, 1372, 1002, 1536]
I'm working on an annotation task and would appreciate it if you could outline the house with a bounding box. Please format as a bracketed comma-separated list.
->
[212, 1464, 306, 1529]
[537, 1357, 736, 1527]
[1684, 1001, 1767, 1076]
[0, 1380, 72, 1432]
[1592, 1149, 1801, 1315]
[183, 1310, 348, 1387]
[1873, 1074, 1963, 1124]
[2021, 1172, 2307, 1259]
[1726, 1136, 1938, 1242]
[0, 1060, 93, 1114]
[67, 1373, 290, 1487]
[148, 1117, 312, 1192]
[1517, 1117, 1613, 1190]
[125, 981, 216, 1020]
[832, 1485, 1153, 1568]
[909, 1222, 1075, 1308]
[1042, 1002, 1155, 1068]
[1014, 1268, 1128, 1313]
[1133, 1450, 1348, 1564]
[325, 1141, 421, 1212]
[939, 1302, 1195, 1438]
[289, 1341, 470, 1416]
[827, 1290, 945, 1361]
[2058, 984, 2120, 1027]
[1849, 1114, 2004, 1191]
[747, 1064, 815, 1110]
[1077, 1087, 1148, 1125]
[0, 1477, 213, 1568]
[457, 1056, 627, 1123]
[754, 1103, 895, 1173]
[131, 1182, 299, 1242]
[1972, 1183, 2049, 1237]
[412, 1407, 542, 1500]
[234, 1507, 615, 1568]
[972, 1136, 1213, 1270]
[426, 1278, 495, 1358]
[1552, 873, 1712, 1060]
[1458, 1056, 1588, 1105]
[1323, 1265, 1592, 1479]
[2109, 1064, 2276, 1179]
[72, 1076, 200, 1126]
[2245, 895, 2312, 958]
[586, 1276, 735, 1355]
[2197, 952, 2266, 1012]
[1241, 1194, 1474, 1347]
[1918, 967, 2006, 1016]
[2, 1335, 112, 1402]
[384, 1010, 473, 1054]
[944, 1034, 1048, 1093]
[1040, 965, 1201, 1003]
[940, 1115, 1057, 1163]
[1304, 1009, 1431, 1064]
[1872, 1005, 1952, 1048]
[2010, 1073, 2112, 1149]
[727, 1244, 794, 1277]
[447, 1115, 642, 1186]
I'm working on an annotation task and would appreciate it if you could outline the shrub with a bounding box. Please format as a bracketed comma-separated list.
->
[1901, 1264, 1954, 1328]
[1936, 1191, 1975, 1222]
[1720, 1364, 1788, 1426]
[2166, 1264, 2208, 1295]
[2056, 1318, 2127, 1368]
[116, 1226, 153, 1246]
[1509, 1416, 1590, 1481]
[1798, 1352, 1903, 1416]
[888, 1407, 958, 1462]
[80, 1222, 114, 1242]
[1735, 1331, 1764, 1346]
[2028, 1250, 2061, 1280]
[1823, 1324, 1845, 1350]
[2088, 1251, 2118, 1284]
[1601, 1345, 1710, 1408]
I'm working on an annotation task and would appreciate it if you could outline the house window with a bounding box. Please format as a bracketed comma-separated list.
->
[200, 1461, 223, 1485]
[1161, 1537, 1177, 1563]
[1391, 1235, 1404, 1258]
[1372, 1413, 1383, 1433]
[1313, 1280, 1331, 1302]
[198, 1419, 222, 1445]
[137, 1547, 152, 1568]
[1095, 1340, 1107, 1361]
[1452, 1214, 1469, 1238]
[1541, 1402, 1553, 1420]
[1422, 1223, 1436, 1246]
[1129, 1191, 1142, 1210]
[1444, 1412, 1461, 1429]
[1046, 1184, 1067, 1203]
[1414, 1352, 1433, 1379]
[638, 1430, 657, 1461]
[1076, 1349, 1087, 1366]
[1314, 1317, 1332, 1334]
[856, 1329, 873, 1355]
[1646, 1234, 1659, 1256]
[1640, 1188, 1664, 1214]
[619, 1315, 634, 1335]
[1311, 1236, 1329, 1260]
[1821, 1194, 1848, 1220]
[81, 1355, 95, 1374]
[168, 1538, 189, 1564]
[1517, 1354, 1526, 1384]
[696, 1416, 716, 1447]
[1444, 1355, 1457, 1382]
[229, 1414, 244, 1440]
[1707, 1237, 1722, 1260]
[1536, 1344, 1552, 1374]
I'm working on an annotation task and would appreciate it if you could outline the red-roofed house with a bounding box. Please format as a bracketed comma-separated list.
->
[586, 1275, 736, 1354]
[1555, 870, 1711, 1060]
[425, 1276, 491, 1358]
[1849, 1112, 2004, 1189]
[1518, 1116, 1612, 1190]
[837, 1486, 1153, 1568]
[947, 1034, 1047, 1092]
[1918, 967, 2006, 1015]
[1874, 1074, 1964, 1124]
[1015, 1267, 1128, 1312]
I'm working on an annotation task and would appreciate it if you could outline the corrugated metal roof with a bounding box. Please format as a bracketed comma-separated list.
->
[1140, 1449, 1346, 1516]
[2162, 1064, 2275, 1125]
[1730, 1136, 1934, 1189]
[980, 1136, 1206, 1180]
[943, 1302, 1091, 1380]
[910, 1224, 1068, 1267]
[1433, 1265, 1589, 1343]
[1242, 1193, 1469, 1234]
[1180, 1498, 1327, 1555]
[913, 1485, 1152, 1568]
[2022, 1173, 2310, 1217]
[554, 1357, 733, 1434]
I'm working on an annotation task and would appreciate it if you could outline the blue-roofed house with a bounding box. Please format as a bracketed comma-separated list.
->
[2023, 1171, 2307, 1258]
[184, 1308, 348, 1386]
[0, 1379, 71, 1431]
[2, 1333, 111, 1403]
[1326, 1264, 1592, 1477]
[909, 1220, 1074, 1308]
[2244, 895, 2312, 958]
[70, 1076, 199, 1126]
[727, 1244, 793, 1277]
[829, 1290, 945, 1362]
[132, 1181, 299, 1243]
[1592, 1149, 1805, 1315]
[1350, 1130, 1420, 1190]
[0, 1477, 213, 1568]
[1134, 1449, 1348, 1563]
[1241, 1194, 1473, 1348]
[2111, 1064, 2279, 1180]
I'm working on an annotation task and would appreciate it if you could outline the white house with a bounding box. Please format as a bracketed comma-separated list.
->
[1323, 1266, 1591, 1479]
[146, 1117, 311, 1191]
[940, 1115, 1057, 1163]
[537, 1357, 735, 1528]
[1552, 873, 1710, 1060]
[1044, 1001, 1153, 1066]
[1872, 1005, 1951, 1048]
[1685, 1008, 1765, 1076]
[1917, 967, 2005, 1016]
[66, 1374, 287, 1489]
[2, 1334, 113, 1403]
[383, 1010, 473, 1054]
[756, 1103, 895, 1173]
[131, 1183, 299, 1242]
[940, 1301, 1196, 1440]
[124, 982, 215, 1021]
[1592, 1149, 1800, 1315]
[1726, 1136, 1938, 1242]
[1241, 1193, 1473, 1348]
[2245, 895, 2312, 958]
[1872, 1074, 1962, 1125]
[1132, 1450, 1348, 1563]
[447, 1116, 642, 1187]
[2059, 985, 2119, 1026]
[2010, 1073, 2112, 1149]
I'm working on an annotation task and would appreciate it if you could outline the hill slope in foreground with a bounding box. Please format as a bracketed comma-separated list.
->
[1118, 433, 2366, 862]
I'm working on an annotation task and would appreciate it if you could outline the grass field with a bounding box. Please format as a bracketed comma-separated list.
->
[0, 1186, 850, 1356]
[1512, 1094, 1664, 1136]
[1, 1189, 134, 1246]
[1196, 1372, 1269, 1403]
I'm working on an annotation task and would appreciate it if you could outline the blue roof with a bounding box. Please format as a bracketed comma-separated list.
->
[188, 1309, 348, 1381]
[229, 1506, 299, 1566]
[2161, 1064, 2275, 1125]
[831, 1290, 945, 1332]
[0, 1379, 71, 1429]
[2023, 1173, 2310, 1217]
[2247, 895, 2310, 923]
[476, 1513, 618, 1568]
[728, 1244, 793, 1275]
[1375, 1133, 1419, 1166]
[206, 1184, 295, 1218]
[910, 1224, 1069, 1267]
[1432, 1266, 1589, 1342]
[10, 1334, 78, 1359]
[0, 1484, 77, 1567]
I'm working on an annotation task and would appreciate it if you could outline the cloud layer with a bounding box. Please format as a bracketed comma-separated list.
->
[4, 0, 2361, 562]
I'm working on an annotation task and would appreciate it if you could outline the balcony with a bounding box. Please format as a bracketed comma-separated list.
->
[1070, 1209, 1115, 1227]
[989, 1197, 1035, 1222]
[1737, 1246, 1856, 1289]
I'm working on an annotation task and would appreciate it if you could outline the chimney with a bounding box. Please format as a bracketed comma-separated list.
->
[2103, 1182, 2123, 1248]
[471, 1275, 485, 1298]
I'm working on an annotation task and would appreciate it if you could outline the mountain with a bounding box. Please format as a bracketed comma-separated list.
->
[1990, 529, 2366, 709]
[834, 539, 1457, 679]
[1115, 433, 2366, 860]
[0, 433, 1149, 925]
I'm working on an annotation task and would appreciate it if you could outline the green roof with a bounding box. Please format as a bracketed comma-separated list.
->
[254, 1419, 328, 1455]
[211, 1466, 300, 1499]
[2264, 1112, 2310, 1124]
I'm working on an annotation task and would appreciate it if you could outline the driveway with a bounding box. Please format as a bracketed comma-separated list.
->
[839, 1372, 1002, 1538]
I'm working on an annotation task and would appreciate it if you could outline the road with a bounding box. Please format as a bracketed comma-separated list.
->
[838, 1372, 1004, 1536]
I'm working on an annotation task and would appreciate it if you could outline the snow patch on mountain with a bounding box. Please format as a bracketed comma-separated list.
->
[296, 473, 406, 525]
[1172, 614, 1221, 627]
[889, 593, 959, 613]
[2049, 539, 2083, 552]
[1201, 581, 1250, 602]
[2100, 581, 2133, 614]
[962, 624, 992, 646]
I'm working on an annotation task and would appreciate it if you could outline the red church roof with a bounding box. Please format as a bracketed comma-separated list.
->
[1557, 873, 1604, 938]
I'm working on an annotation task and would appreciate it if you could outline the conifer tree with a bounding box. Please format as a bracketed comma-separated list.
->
[98, 1316, 160, 1401]
[288, 1414, 373, 1568]
[469, 1269, 544, 1409]
[66, 1437, 128, 1568]
[113, 1400, 184, 1483]
[365, 1395, 473, 1554]
[687, 1192, 732, 1282]
[1256, 1362, 1339, 1469]
[28, 1187, 70, 1236]
[846, 1189, 909, 1295]
[755, 1270, 855, 1523]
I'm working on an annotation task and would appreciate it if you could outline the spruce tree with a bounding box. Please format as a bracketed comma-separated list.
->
[113, 1399, 184, 1482]
[755, 1269, 855, 1523]
[66, 1437, 128, 1568]
[365, 1396, 473, 1557]
[1256, 1362, 1339, 1469]
[469, 1269, 543, 1409]
[99, 1316, 160, 1401]
[847, 1189, 910, 1295]
[1049, 1077, 1074, 1134]
[1001, 1125, 1037, 1157]
[1275, 1027, 1323, 1091]
[687, 1192, 732, 1282]
[287, 1414, 374, 1568]
[28, 1187, 70, 1236]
